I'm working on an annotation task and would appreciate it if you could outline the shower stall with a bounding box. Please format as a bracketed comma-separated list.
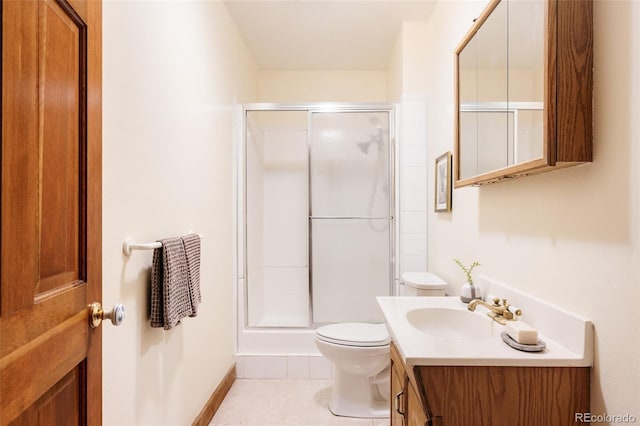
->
[236, 103, 395, 355]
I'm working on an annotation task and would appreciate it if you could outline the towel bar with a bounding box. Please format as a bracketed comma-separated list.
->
[123, 234, 203, 256]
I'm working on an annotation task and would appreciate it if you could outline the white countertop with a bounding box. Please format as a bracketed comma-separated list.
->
[377, 295, 593, 367]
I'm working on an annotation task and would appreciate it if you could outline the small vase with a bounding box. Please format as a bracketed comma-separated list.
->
[460, 282, 481, 304]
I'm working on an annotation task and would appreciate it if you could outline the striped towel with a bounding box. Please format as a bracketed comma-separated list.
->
[150, 236, 201, 330]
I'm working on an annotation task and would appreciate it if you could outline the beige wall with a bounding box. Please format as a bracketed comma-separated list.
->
[387, 21, 429, 102]
[258, 70, 387, 103]
[102, 1, 257, 424]
[400, 22, 429, 96]
[388, 28, 403, 102]
[424, 0, 640, 421]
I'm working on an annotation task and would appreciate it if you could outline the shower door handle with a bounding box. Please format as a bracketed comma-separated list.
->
[309, 216, 393, 220]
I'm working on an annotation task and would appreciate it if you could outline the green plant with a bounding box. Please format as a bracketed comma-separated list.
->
[453, 259, 481, 284]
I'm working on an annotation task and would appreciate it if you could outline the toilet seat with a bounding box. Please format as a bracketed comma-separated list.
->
[316, 323, 390, 347]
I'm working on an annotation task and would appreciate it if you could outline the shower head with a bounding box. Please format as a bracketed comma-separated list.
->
[357, 117, 384, 154]
[357, 141, 372, 154]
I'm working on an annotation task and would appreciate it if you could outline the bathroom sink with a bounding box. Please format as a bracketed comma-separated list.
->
[406, 307, 496, 339]
[377, 278, 593, 367]
[377, 282, 593, 367]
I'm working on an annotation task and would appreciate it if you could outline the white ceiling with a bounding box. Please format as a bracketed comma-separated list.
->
[223, 0, 438, 70]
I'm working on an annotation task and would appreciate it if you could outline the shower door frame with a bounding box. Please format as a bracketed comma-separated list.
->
[240, 102, 396, 329]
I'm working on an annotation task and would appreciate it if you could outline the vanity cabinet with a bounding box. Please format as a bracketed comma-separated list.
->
[389, 342, 590, 425]
[454, 0, 593, 186]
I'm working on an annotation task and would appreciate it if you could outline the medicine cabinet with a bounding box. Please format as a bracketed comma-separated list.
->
[454, 0, 593, 187]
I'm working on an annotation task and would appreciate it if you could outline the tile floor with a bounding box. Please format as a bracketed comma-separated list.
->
[210, 379, 390, 426]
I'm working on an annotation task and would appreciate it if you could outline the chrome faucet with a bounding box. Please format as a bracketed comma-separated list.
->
[468, 298, 522, 325]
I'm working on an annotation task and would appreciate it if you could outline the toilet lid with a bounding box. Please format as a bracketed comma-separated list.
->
[402, 272, 447, 289]
[316, 323, 391, 347]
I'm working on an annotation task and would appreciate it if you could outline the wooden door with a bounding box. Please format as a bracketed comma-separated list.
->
[1, 0, 102, 424]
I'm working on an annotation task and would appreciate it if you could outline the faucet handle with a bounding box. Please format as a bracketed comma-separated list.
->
[492, 297, 501, 306]
[501, 299, 524, 320]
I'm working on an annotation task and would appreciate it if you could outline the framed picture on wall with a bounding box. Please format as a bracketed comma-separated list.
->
[434, 152, 452, 212]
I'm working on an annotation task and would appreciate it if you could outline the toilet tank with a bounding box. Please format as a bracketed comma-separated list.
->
[401, 272, 447, 296]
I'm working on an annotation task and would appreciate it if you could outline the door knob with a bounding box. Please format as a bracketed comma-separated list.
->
[89, 302, 125, 328]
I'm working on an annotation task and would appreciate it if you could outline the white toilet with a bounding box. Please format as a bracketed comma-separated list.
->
[315, 272, 448, 418]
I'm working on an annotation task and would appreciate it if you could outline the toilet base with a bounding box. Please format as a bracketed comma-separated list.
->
[328, 369, 390, 418]
[329, 399, 389, 419]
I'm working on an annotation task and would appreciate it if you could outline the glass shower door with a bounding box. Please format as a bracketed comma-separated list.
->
[310, 111, 392, 324]
[245, 110, 310, 327]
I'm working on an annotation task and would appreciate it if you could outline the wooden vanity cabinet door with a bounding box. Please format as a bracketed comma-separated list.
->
[416, 365, 590, 425]
[407, 381, 429, 426]
[390, 345, 408, 426]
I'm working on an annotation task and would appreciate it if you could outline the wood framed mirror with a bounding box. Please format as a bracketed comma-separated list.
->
[454, 0, 593, 187]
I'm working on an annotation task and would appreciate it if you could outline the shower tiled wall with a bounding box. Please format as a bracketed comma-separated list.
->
[236, 354, 333, 379]
[397, 95, 428, 277]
